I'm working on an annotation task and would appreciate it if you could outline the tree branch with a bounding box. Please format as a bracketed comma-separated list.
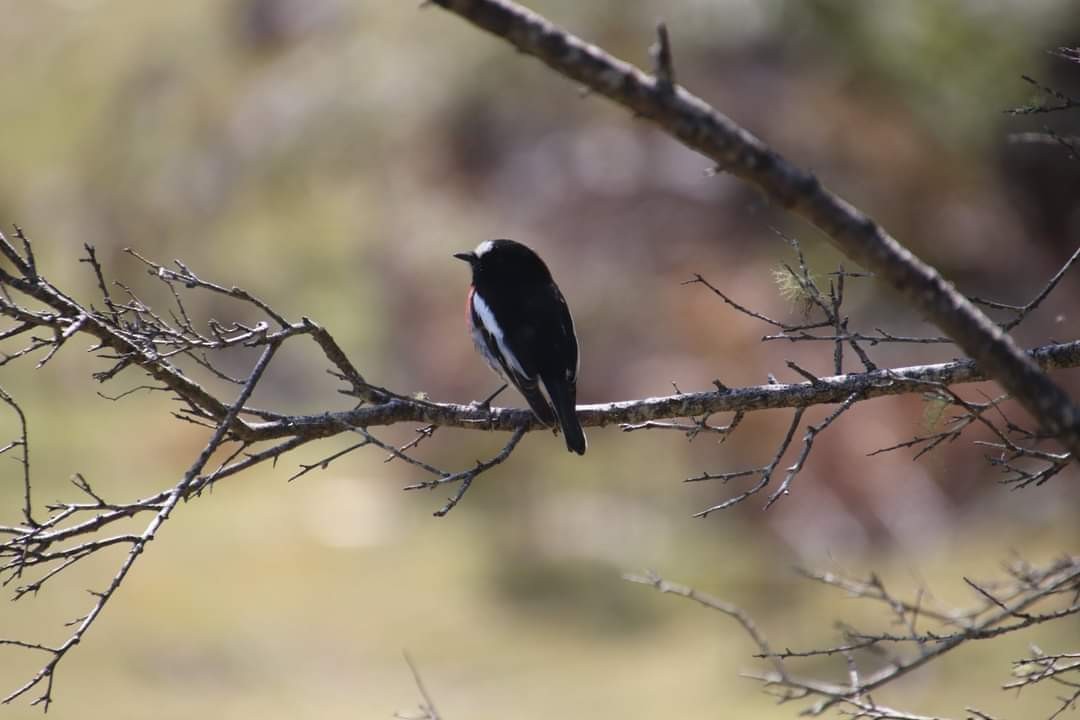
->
[240, 340, 1080, 437]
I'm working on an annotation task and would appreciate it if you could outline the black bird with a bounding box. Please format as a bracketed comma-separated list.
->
[454, 239, 587, 455]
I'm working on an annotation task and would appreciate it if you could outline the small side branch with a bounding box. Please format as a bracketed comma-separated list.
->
[395, 652, 444, 720]
[649, 22, 676, 92]
[624, 571, 786, 681]
[0, 387, 34, 527]
[689, 407, 804, 517]
[971, 246, 1080, 331]
[764, 391, 861, 509]
[403, 427, 527, 516]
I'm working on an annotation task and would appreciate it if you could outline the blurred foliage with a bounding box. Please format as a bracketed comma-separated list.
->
[1, 1, 1079, 718]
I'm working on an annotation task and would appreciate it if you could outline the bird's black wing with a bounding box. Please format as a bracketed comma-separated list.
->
[504, 281, 584, 452]
[532, 284, 585, 454]
[470, 300, 557, 426]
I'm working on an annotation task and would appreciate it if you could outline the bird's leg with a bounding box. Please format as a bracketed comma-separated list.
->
[468, 383, 506, 412]
[468, 383, 507, 430]
[480, 383, 508, 408]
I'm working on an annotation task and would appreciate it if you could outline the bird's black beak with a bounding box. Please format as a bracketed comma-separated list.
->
[453, 251, 476, 265]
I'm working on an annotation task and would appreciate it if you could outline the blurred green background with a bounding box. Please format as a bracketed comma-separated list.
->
[1, 1, 1079, 718]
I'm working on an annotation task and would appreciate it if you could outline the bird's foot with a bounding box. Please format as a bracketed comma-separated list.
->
[468, 384, 507, 426]
[480, 383, 508, 408]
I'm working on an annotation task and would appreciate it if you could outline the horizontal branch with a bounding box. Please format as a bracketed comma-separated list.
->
[243, 339, 1080, 439]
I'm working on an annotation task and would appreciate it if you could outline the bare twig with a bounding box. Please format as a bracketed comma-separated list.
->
[395, 652, 444, 720]
[690, 407, 804, 517]
[1006, 74, 1080, 115]
[649, 22, 675, 92]
[2, 340, 281, 709]
[0, 387, 34, 527]
[624, 571, 786, 680]
[765, 391, 861, 508]
[403, 427, 527, 516]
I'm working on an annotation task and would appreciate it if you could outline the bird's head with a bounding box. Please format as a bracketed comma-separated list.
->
[453, 239, 552, 286]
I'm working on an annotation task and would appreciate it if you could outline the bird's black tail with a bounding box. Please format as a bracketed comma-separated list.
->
[543, 376, 587, 455]
[516, 377, 557, 427]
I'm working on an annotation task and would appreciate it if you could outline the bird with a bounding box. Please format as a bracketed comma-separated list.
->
[454, 239, 587, 455]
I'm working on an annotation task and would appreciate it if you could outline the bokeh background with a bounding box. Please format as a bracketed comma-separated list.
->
[1, 1, 1079, 718]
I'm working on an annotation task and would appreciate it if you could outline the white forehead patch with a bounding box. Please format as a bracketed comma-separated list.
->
[474, 240, 496, 257]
